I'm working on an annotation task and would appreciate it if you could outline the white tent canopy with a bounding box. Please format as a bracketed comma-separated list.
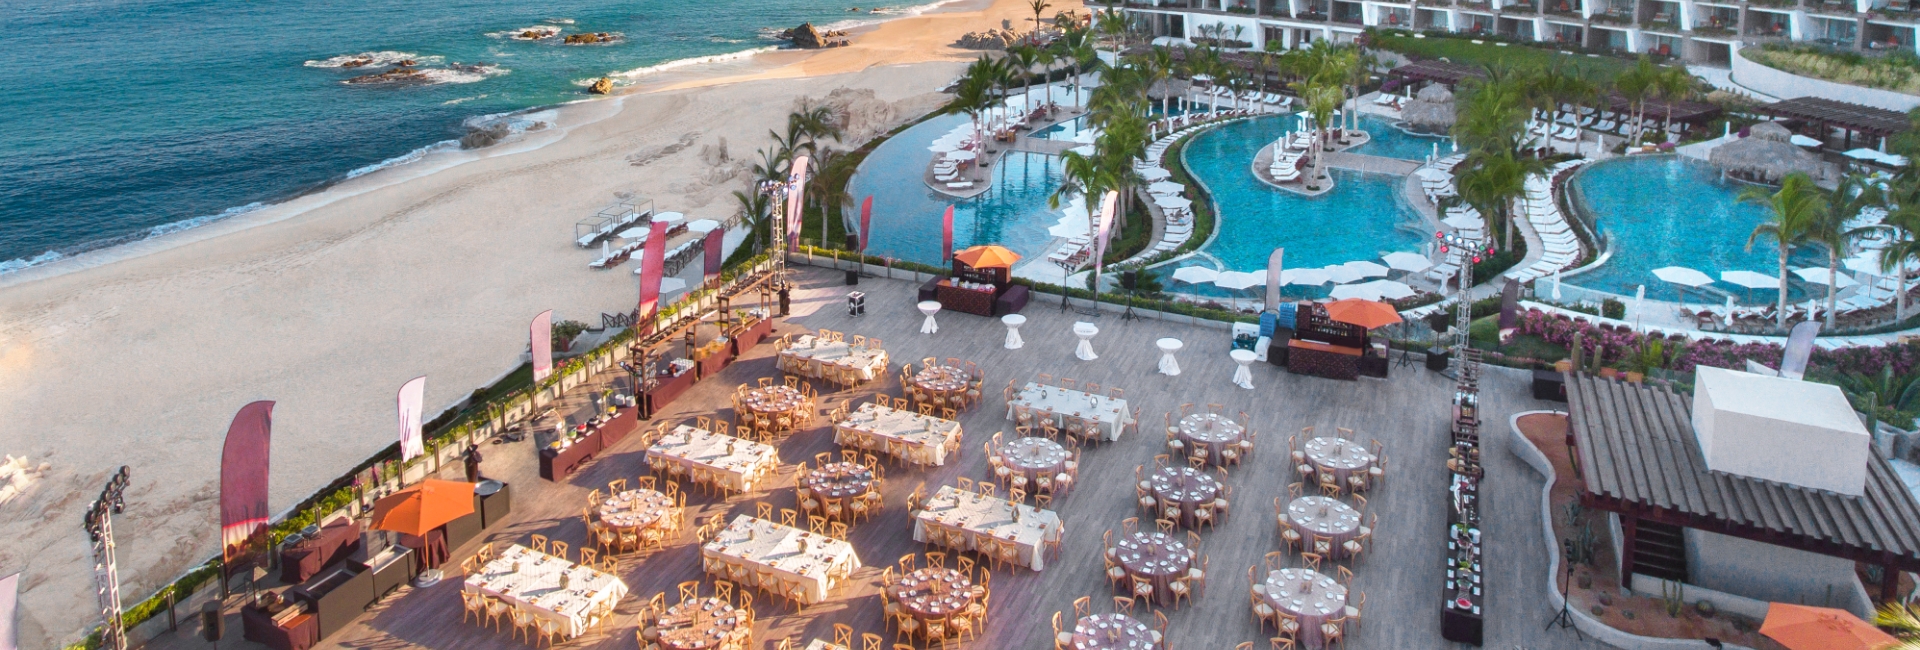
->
[1381, 251, 1433, 273]
[1442, 214, 1484, 230]
[1171, 266, 1220, 284]
[686, 219, 723, 234]
[1282, 268, 1332, 286]
[1328, 284, 1383, 301]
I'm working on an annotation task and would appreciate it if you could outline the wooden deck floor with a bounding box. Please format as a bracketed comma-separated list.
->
[155, 265, 1611, 650]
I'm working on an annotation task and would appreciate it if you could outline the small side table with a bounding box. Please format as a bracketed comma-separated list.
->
[1156, 338, 1184, 376]
[1073, 321, 1100, 361]
[1230, 349, 1258, 389]
[1002, 314, 1027, 350]
[918, 300, 942, 335]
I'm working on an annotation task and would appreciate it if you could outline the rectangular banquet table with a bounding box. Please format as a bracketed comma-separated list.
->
[914, 486, 1062, 571]
[729, 317, 773, 357]
[464, 544, 629, 639]
[702, 515, 862, 604]
[835, 403, 963, 466]
[279, 517, 361, 584]
[647, 425, 780, 491]
[1005, 383, 1133, 441]
[1287, 339, 1362, 381]
[642, 368, 698, 418]
[779, 335, 889, 382]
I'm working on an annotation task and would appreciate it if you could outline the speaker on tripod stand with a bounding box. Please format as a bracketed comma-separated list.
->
[1120, 270, 1137, 291]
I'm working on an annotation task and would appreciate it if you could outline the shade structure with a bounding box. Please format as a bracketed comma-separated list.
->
[371, 479, 476, 537]
[1794, 267, 1858, 288]
[1415, 166, 1450, 181]
[1171, 266, 1220, 284]
[1720, 270, 1781, 290]
[1844, 253, 1887, 275]
[1139, 167, 1171, 181]
[1282, 268, 1332, 286]
[1352, 279, 1415, 300]
[1323, 298, 1404, 329]
[685, 218, 723, 234]
[1759, 603, 1898, 650]
[1843, 148, 1885, 161]
[1789, 134, 1822, 148]
[955, 244, 1022, 268]
[1381, 251, 1433, 273]
[946, 150, 978, 161]
[1442, 213, 1485, 230]
[1342, 260, 1390, 279]
[1148, 181, 1185, 194]
[1214, 271, 1265, 290]
[1652, 266, 1715, 288]
[1708, 122, 1834, 184]
[1324, 264, 1371, 284]
[1154, 195, 1193, 210]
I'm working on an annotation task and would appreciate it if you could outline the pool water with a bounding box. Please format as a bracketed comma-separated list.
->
[1158, 116, 1429, 298]
[1349, 114, 1452, 162]
[848, 113, 1064, 267]
[1565, 156, 1821, 304]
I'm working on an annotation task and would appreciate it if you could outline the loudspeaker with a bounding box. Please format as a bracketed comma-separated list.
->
[1121, 270, 1138, 290]
[845, 234, 860, 250]
[844, 270, 859, 286]
[200, 601, 224, 641]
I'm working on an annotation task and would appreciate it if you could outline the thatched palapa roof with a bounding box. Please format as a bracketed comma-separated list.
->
[1399, 83, 1455, 134]
[1707, 121, 1835, 184]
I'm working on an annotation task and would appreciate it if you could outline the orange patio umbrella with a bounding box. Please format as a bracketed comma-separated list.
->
[370, 479, 476, 537]
[1323, 298, 1403, 330]
[954, 245, 1022, 269]
[1760, 603, 1899, 650]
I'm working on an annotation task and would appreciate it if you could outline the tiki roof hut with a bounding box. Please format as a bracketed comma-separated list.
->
[1707, 121, 1836, 184]
[1399, 83, 1456, 134]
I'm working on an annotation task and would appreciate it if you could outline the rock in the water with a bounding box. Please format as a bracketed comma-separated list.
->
[461, 122, 512, 149]
[345, 66, 430, 85]
[1399, 82, 1456, 133]
[589, 77, 614, 95]
[564, 32, 617, 44]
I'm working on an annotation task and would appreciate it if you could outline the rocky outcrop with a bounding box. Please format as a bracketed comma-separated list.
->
[345, 66, 430, 85]
[588, 77, 614, 95]
[516, 28, 559, 40]
[461, 121, 512, 149]
[563, 32, 619, 44]
[799, 87, 898, 145]
[1399, 83, 1457, 133]
[954, 29, 1018, 50]
[781, 23, 850, 48]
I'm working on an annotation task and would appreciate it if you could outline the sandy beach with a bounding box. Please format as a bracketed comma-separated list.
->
[0, 0, 1071, 643]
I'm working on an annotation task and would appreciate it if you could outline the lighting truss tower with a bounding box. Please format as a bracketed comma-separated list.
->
[83, 466, 131, 650]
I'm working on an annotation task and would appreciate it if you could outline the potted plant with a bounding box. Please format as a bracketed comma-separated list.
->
[552, 319, 590, 352]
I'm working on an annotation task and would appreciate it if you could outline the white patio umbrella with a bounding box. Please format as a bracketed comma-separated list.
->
[1139, 168, 1172, 181]
[1790, 134, 1822, 148]
[1651, 266, 1714, 288]
[1342, 260, 1390, 279]
[1154, 195, 1193, 210]
[1353, 279, 1415, 300]
[928, 141, 959, 153]
[686, 219, 723, 234]
[1793, 267, 1858, 288]
[1214, 271, 1265, 290]
[1323, 264, 1369, 284]
[617, 227, 651, 239]
[1415, 167, 1450, 181]
[1844, 253, 1887, 275]
[1719, 270, 1779, 290]
[1048, 219, 1089, 238]
[1171, 266, 1220, 284]
[1282, 268, 1332, 286]
[946, 150, 978, 161]
[1148, 181, 1185, 194]
[1381, 252, 1433, 273]
[1328, 284, 1384, 301]
[1068, 145, 1095, 156]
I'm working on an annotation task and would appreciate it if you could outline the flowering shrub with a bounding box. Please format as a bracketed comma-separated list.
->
[1515, 308, 1920, 375]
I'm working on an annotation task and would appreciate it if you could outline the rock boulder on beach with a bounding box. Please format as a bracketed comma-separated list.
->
[786, 22, 850, 48]
[954, 29, 1018, 50]
[588, 77, 614, 95]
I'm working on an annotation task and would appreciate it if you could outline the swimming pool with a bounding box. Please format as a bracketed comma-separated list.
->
[1348, 114, 1451, 162]
[1564, 156, 1822, 304]
[1157, 116, 1430, 298]
[848, 113, 1064, 267]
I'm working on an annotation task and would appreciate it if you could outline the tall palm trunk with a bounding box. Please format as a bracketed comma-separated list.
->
[1827, 250, 1840, 328]
[1777, 248, 1790, 327]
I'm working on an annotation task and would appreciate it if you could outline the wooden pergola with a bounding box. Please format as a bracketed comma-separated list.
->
[1759, 96, 1911, 150]
[1564, 373, 1920, 601]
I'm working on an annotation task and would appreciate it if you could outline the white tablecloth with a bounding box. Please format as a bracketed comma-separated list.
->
[913, 486, 1062, 570]
[464, 544, 630, 638]
[835, 402, 962, 466]
[779, 335, 889, 381]
[647, 425, 780, 491]
[1006, 383, 1133, 441]
[804, 641, 849, 650]
[702, 515, 862, 604]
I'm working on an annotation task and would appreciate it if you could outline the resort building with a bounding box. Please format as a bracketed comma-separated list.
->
[1118, 0, 1920, 63]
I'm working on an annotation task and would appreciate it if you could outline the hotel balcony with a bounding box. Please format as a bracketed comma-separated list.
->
[1746, 0, 1799, 8]
[1810, 0, 1859, 14]
[1542, 0, 1585, 18]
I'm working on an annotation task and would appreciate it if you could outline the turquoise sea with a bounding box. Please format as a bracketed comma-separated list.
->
[0, 0, 936, 272]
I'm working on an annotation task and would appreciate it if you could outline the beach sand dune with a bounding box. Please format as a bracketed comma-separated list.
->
[0, 0, 1072, 643]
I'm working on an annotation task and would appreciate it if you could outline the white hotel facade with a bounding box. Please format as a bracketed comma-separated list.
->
[1114, 0, 1920, 63]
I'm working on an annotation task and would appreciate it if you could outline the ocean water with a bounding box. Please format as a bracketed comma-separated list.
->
[0, 0, 937, 273]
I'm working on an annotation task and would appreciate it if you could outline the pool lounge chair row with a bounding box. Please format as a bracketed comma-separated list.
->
[1504, 159, 1592, 284]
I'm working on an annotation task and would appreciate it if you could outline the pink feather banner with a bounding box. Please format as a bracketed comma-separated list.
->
[859, 195, 874, 253]
[530, 310, 554, 382]
[220, 400, 274, 579]
[941, 205, 955, 263]
[786, 155, 809, 252]
[1093, 190, 1119, 277]
[638, 217, 668, 324]
[396, 376, 426, 461]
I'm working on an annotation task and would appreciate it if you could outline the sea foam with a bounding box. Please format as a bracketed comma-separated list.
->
[304, 51, 441, 68]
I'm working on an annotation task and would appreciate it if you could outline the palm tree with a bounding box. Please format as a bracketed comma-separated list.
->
[948, 57, 998, 146]
[1740, 172, 1828, 327]
[1303, 82, 1342, 179]
[1026, 0, 1052, 41]
[733, 187, 774, 251]
[1873, 602, 1920, 650]
[1035, 47, 1058, 110]
[1878, 179, 1920, 321]
[1095, 9, 1129, 61]
[1455, 150, 1546, 251]
[1652, 64, 1696, 140]
[1005, 44, 1040, 105]
[1808, 174, 1878, 327]
[789, 102, 842, 153]
[1144, 45, 1178, 118]
[1613, 56, 1660, 144]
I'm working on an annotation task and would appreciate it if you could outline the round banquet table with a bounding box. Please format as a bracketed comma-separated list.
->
[1286, 496, 1362, 558]
[802, 462, 874, 502]
[912, 365, 971, 403]
[597, 489, 674, 530]
[1106, 531, 1193, 606]
[655, 597, 746, 650]
[1176, 413, 1244, 467]
[741, 386, 805, 417]
[999, 437, 1069, 493]
[1304, 437, 1375, 486]
[1070, 613, 1155, 649]
[1259, 568, 1347, 649]
[885, 568, 976, 622]
[1148, 466, 1220, 529]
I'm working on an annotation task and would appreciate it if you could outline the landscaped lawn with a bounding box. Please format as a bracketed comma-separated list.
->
[1372, 32, 1632, 79]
